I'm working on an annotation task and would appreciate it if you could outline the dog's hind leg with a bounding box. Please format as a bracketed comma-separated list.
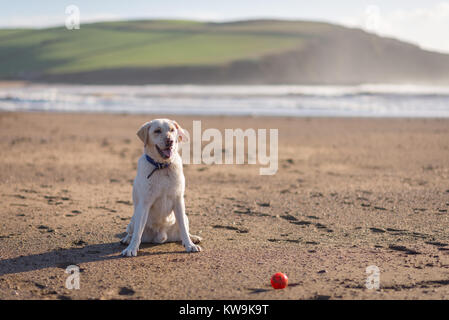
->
[120, 222, 133, 245]
[120, 233, 131, 245]
[189, 234, 202, 244]
[166, 220, 202, 244]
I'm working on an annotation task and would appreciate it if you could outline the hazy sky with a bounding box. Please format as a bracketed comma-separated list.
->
[1, 0, 448, 53]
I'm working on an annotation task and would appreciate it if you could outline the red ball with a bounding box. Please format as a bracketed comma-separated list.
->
[271, 272, 288, 289]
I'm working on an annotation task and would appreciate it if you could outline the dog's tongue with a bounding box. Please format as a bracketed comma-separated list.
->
[162, 148, 172, 158]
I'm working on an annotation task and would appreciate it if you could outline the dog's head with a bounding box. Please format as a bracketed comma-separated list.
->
[137, 119, 188, 163]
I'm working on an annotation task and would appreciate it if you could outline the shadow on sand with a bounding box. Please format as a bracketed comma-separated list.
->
[0, 240, 186, 277]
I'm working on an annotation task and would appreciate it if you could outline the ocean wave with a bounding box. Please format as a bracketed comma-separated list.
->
[0, 84, 448, 117]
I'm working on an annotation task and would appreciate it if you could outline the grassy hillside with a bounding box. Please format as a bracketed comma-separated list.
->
[1, 19, 449, 84]
[0, 20, 310, 75]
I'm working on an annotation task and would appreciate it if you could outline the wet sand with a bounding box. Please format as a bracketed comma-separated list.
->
[0, 112, 449, 299]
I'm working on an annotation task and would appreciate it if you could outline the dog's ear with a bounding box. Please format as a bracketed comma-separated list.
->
[171, 120, 189, 143]
[137, 121, 153, 146]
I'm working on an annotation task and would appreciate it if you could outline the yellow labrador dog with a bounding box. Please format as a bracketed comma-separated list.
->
[121, 119, 202, 256]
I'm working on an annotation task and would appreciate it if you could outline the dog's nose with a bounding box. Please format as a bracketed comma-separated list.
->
[165, 138, 174, 147]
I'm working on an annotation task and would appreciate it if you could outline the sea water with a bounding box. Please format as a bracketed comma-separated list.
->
[1, 83, 449, 117]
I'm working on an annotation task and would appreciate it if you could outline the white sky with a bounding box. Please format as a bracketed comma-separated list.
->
[0, 0, 448, 53]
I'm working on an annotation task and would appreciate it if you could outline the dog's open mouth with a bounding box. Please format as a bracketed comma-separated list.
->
[156, 145, 173, 159]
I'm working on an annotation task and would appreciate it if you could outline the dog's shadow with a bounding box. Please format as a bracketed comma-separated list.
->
[0, 235, 187, 277]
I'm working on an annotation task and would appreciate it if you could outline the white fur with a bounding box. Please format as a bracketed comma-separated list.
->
[121, 119, 202, 257]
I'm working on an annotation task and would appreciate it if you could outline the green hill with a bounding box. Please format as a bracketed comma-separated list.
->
[1, 19, 449, 84]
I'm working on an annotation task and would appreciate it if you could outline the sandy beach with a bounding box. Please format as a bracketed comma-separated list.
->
[0, 112, 449, 300]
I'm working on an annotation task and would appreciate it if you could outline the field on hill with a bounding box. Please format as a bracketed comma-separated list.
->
[0, 20, 326, 77]
[1, 19, 449, 84]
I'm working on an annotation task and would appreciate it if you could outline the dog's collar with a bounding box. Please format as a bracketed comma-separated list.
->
[145, 154, 170, 169]
[145, 154, 170, 179]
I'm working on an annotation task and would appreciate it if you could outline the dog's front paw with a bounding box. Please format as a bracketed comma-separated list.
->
[121, 244, 139, 257]
[185, 243, 202, 253]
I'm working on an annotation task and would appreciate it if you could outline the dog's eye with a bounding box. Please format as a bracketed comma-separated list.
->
[170, 128, 175, 132]
[154, 129, 161, 134]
